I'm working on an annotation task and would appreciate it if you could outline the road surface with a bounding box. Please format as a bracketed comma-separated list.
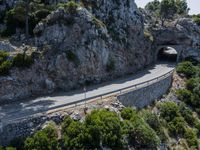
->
[0, 62, 175, 124]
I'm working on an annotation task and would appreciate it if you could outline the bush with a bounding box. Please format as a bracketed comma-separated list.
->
[179, 104, 195, 126]
[0, 51, 12, 75]
[62, 121, 86, 149]
[58, 1, 78, 14]
[192, 15, 200, 26]
[168, 117, 186, 136]
[6, 147, 16, 150]
[0, 51, 9, 63]
[13, 53, 33, 68]
[85, 109, 125, 149]
[176, 61, 197, 78]
[62, 109, 125, 149]
[186, 78, 200, 91]
[65, 50, 78, 62]
[141, 110, 167, 142]
[159, 102, 180, 122]
[0, 60, 12, 75]
[128, 117, 160, 149]
[184, 128, 198, 148]
[24, 123, 60, 150]
[106, 57, 115, 72]
[121, 107, 137, 120]
[176, 89, 193, 104]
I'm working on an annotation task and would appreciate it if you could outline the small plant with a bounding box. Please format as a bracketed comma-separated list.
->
[184, 128, 198, 148]
[106, 57, 115, 72]
[0, 60, 12, 75]
[168, 117, 186, 136]
[13, 53, 33, 68]
[58, 1, 79, 14]
[0, 50, 12, 76]
[65, 50, 79, 66]
[144, 30, 154, 42]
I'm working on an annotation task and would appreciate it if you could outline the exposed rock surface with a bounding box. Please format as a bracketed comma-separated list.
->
[0, 0, 154, 103]
[151, 18, 200, 61]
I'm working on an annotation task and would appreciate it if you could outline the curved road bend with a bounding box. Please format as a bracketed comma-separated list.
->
[0, 62, 175, 124]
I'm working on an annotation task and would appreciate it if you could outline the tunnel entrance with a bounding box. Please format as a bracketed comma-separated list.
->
[157, 47, 178, 62]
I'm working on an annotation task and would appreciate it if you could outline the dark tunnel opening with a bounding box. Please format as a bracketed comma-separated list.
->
[157, 47, 178, 62]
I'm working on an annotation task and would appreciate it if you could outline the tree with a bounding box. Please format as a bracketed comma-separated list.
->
[175, 0, 189, 15]
[145, 0, 160, 16]
[159, 0, 178, 26]
[85, 109, 125, 149]
[24, 123, 61, 150]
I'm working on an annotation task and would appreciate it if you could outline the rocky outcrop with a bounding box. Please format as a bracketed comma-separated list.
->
[0, 41, 16, 52]
[0, 0, 154, 103]
[151, 18, 200, 61]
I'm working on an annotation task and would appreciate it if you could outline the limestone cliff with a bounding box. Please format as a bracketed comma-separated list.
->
[0, 0, 154, 103]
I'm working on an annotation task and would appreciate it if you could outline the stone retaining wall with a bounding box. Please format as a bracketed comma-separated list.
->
[0, 113, 64, 146]
[117, 75, 173, 108]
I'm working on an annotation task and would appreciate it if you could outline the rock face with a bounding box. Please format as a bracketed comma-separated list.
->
[0, 0, 154, 103]
[151, 18, 200, 61]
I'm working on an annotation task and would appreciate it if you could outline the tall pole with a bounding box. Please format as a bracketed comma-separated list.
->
[84, 86, 86, 109]
[25, 0, 29, 39]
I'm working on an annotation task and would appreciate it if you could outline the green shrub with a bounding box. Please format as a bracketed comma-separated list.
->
[58, 1, 79, 14]
[85, 109, 125, 149]
[62, 109, 125, 149]
[184, 128, 198, 148]
[186, 78, 200, 91]
[179, 104, 195, 126]
[141, 110, 167, 142]
[176, 89, 193, 104]
[121, 107, 137, 120]
[13, 53, 33, 68]
[65, 50, 77, 62]
[0, 51, 9, 64]
[159, 102, 180, 122]
[176, 61, 197, 78]
[141, 110, 161, 131]
[106, 57, 115, 72]
[24, 123, 60, 150]
[128, 117, 160, 149]
[168, 117, 186, 136]
[6, 147, 16, 150]
[192, 15, 200, 26]
[0, 60, 12, 75]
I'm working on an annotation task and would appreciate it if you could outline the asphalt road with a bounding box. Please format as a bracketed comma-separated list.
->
[0, 62, 175, 124]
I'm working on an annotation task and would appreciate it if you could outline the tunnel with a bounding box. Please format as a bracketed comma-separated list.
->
[157, 47, 178, 62]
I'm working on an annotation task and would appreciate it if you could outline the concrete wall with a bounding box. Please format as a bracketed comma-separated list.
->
[117, 75, 173, 108]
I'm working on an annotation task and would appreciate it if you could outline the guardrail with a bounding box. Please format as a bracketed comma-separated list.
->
[5, 69, 175, 124]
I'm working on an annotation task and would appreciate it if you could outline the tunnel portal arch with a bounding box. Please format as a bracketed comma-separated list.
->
[156, 45, 182, 63]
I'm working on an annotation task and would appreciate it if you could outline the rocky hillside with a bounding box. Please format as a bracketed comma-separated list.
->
[0, 0, 154, 103]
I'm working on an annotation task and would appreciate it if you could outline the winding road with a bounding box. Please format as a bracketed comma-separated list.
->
[0, 62, 175, 125]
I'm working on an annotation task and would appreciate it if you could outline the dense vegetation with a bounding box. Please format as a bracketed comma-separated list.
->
[176, 61, 200, 115]
[0, 50, 33, 76]
[145, 0, 189, 26]
[0, 0, 56, 37]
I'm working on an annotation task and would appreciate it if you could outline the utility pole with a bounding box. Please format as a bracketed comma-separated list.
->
[84, 86, 87, 108]
[25, 0, 29, 39]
